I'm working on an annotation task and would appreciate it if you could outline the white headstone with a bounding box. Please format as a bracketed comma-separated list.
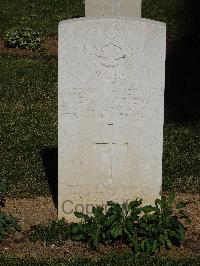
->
[58, 17, 166, 221]
[85, 0, 142, 18]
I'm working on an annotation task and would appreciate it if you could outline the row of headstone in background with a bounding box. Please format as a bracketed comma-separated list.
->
[85, 0, 142, 17]
[58, 0, 166, 221]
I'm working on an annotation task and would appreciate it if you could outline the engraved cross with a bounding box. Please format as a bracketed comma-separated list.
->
[93, 123, 128, 177]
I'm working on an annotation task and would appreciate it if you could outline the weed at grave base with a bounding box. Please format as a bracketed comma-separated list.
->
[30, 193, 192, 255]
[0, 181, 21, 241]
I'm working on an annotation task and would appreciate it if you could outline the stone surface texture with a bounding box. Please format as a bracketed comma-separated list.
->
[58, 17, 166, 221]
[85, 0, 142, 18]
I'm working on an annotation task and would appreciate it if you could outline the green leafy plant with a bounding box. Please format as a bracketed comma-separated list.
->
[0, 181, 21, 241]
[4, 26, 41, 49]
[0, 212, 21, 241]
[130, 193, 191, 254]
[71, 198, 143, 249]
[71, 205, 119, 248]
[30, 194, 191, 254]
[0, 181, 6, 207]
[30, 218, 69, 246]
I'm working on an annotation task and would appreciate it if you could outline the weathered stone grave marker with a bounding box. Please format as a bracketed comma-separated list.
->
[85, 0, 142, 17]
[58, 0, 166, 221]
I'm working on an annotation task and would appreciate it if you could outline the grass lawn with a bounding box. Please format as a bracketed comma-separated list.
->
[163, 123, 200, 193]
[0, 54, 199, 197]
[0, 253, 200, 266]
[0, 0, 186, 38]
[0, 0, 84, 37]
[0, 54, 57, 197]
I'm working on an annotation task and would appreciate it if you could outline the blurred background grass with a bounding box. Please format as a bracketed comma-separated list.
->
[0, 0, 186, 38]
[0, 0, 84, 37]
[0, 0, 85, 36]
[143, 0, 186, 38]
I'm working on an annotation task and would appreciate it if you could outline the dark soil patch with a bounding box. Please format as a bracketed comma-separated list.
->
[0, 193, 199, 260]
[42, 37, 58, 56]
[0, 37, 58, 56]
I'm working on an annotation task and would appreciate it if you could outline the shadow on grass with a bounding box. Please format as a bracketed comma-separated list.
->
[40, 147, 58, 209]
[165, 0, 200, 123]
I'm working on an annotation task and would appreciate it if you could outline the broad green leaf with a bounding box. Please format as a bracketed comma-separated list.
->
[125, 219, 134, 233]
[71, 234, 84, 241]
[142, 205, 157, 214]
[179, 225, 185, 242]
[0, 212, 6, 219]
[146, 241, 150, 252]
[141, 239, 147, 251]
[124, 227, 133, 241]
[104, 214, 117, 227]
[107, 201, 122, 213]
[5, 215, 13, 222]
[139, 222, 147, 229]
[152, 239, 158, 252]
[165, 238, 172, 248]
[155, 199, 162, 208]
[107, 201, 115, 207]
[0, 182, 6, 194]
[70, 224, 79, 234]
[158, 234, 165, 245]
[92, 206, 104, 216]
[128, 198, 143, 210]
[169, 230, 179, 239]
[92, 206, 105, 223]
[167, 193, 176, 205]
[122, 202, 128, 213]
[131, 238, 139, 254]
[92, 228, 101, 248]
[74, 212, 90, 221]
[111, 224, 123, 238]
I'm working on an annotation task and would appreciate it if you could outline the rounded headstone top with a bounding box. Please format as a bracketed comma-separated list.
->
[59, 17, 166, 29]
